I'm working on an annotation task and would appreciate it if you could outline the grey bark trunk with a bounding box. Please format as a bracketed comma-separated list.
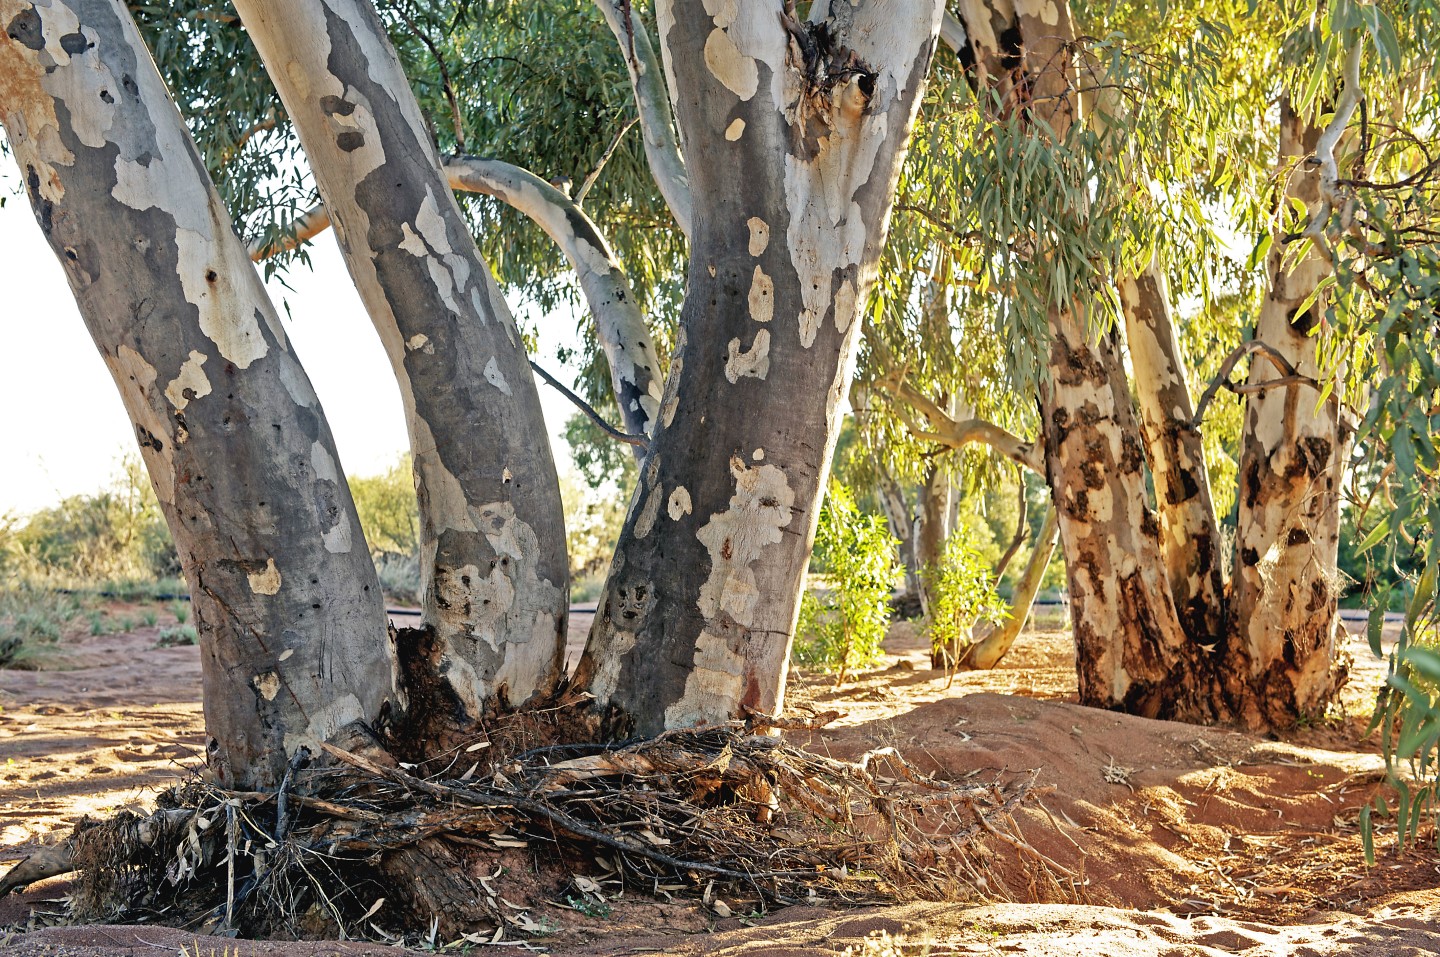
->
[575, 0, 943, 735]
[1226, 101, 1349, 727]
[232, 0, 570, 718]
[876, 469, 920, 596]
[0, 0, 399, 789]
[915, 463, 952, 625]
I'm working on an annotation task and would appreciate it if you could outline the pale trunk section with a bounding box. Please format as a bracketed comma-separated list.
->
[0, 0, 399, 789]
[1119, 269, 1225, 642]
[1227, 103, 1348, 727]
[575, 0, 942, 735]
[963, 503, 1059, 670]
[955, 0, 1213, 720]
[592, 0, 693, 238]
[1040, 315, 1210, 718]
[915, 464, 952, 625]
[232, 0, 569, 716]
[444, 157, 665, 443]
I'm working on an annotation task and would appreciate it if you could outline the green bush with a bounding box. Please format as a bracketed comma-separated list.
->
[2, 457, 178, 582]
[0, 581, 85, 670]
[925, 534, 1009, 671]
[794, 483, 899, 680]
[156, 624, 198, 647]
[349, 454, 421, 559]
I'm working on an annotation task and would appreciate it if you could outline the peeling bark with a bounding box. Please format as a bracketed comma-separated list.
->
[953, 0, 1215, 720]
[575, 0, 943, 735]
[1040, 314, 1214, 719]
[1120, 268, 1225, 643]
[232, 0, 568, 717]
[0, 0, 399, 788]
[1226, 101, 1349, 728]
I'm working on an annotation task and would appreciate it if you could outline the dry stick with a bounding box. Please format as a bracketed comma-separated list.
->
[1192, 340, 1322, 428]
[575, 115, 639, 205]
[224, 801, 237, 932]
[529, 361, 648, 449]
[395, 0, 466, 151]
[319, 744, 814, 888]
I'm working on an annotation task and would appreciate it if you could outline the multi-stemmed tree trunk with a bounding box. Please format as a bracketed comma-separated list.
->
[574, 0, 944, 735]
[947, 0, 1350, 727]
[0, 0, 400, 789]
[3, 0, 945, 786]
[952, 1, 1216, 720]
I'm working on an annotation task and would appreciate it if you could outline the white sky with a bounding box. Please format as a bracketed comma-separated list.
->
[0, 157, 583, 518]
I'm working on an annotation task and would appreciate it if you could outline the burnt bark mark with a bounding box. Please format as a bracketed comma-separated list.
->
[6, 8, 44, 50]
[1290, 436, 1334, 480]
[390, 624, 470, 760]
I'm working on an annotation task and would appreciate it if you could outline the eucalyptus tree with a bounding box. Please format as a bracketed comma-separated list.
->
[863, 0, 1439, 728]
[1, 0, 944, 787]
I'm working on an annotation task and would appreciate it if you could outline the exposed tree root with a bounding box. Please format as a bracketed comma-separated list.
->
[51, 719, 1044, 944]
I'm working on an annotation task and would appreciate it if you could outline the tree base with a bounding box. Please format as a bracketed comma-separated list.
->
[52, 716, 1043, 942]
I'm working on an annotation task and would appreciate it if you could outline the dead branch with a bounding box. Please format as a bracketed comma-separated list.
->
[61, 723, 1044, 941]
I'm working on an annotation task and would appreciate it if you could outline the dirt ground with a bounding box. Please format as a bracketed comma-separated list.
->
[4, 606, 1440, 955]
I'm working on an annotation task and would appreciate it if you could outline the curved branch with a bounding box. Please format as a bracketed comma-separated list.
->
[876, 375, 1044, 473]
[530, 361, 648, 449]
[961, 502, 1060, 671]
[591, 0, 693, 238]
[248, 156, 665, 451]
[1302, 38, 1366, 263]
[248, 204, 334, 261]
[445, 156, 665, 448]
[1192, 340, 1317, 428]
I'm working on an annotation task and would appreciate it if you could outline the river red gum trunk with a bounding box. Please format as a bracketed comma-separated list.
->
[0, 0, 399, 789]
[1225, 102, 1349, 728]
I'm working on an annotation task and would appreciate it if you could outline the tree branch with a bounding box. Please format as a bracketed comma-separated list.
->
[249, 155, 665, 452]
[1302, 38, 1366, 264]
[394, 0, 467, 151]
[962, 502, 1060, 671]
[529, 361, 648, 450]
[1192, 340, 1323, 428]
[875, 374, 1043, 473]
[992, 476, 1029, 581]
[576, 115, 639, 205]
[591, 0, 693, 238]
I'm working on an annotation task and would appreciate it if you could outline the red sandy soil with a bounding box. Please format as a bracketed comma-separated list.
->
[3, 608, 1440, 955]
